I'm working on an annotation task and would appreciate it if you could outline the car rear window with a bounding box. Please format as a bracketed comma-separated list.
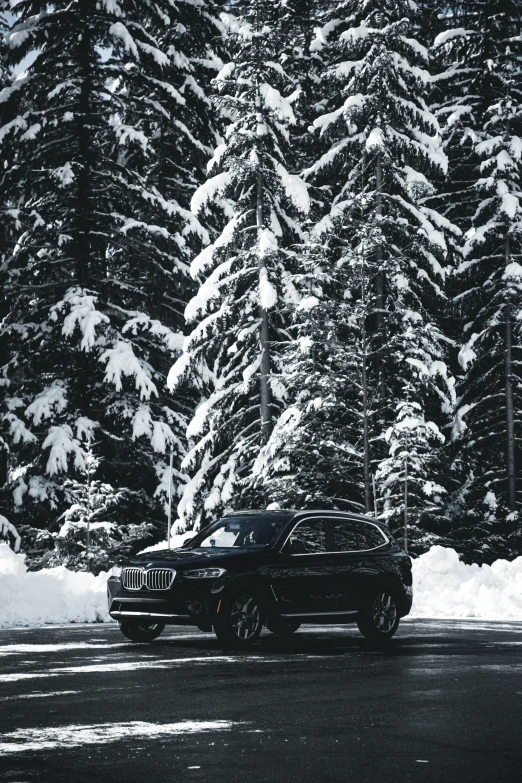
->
[332, 520, 387, 551]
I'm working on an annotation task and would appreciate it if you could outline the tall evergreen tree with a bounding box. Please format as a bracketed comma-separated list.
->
[0, 0, 220, 569]
[168, 4, 309, 530]
[254, 230, 378, 516]
[452, 0, 522, 560]
[264, 0, 458, 549]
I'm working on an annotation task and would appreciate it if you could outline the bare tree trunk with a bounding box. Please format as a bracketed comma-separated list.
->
[257, 162, 272, 446]
[403, 434, 409, 553]
[375, 152, 387, 401]
[375, 152, 384, 332]
[360, 261, 372, 514]
[77, 6, 92, 286]
[504, 236, 516, 513]
[361, 341, 372, 514]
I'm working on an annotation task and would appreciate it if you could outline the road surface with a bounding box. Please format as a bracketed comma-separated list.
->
[1, 619, 521, 782]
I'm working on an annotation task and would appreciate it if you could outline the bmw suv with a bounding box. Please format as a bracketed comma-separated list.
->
[107, 510, 413, 649]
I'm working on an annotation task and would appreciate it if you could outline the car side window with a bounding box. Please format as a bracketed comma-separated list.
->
[287, 520, 327, 554]
[332, 520, 387, 551]
[332, 521, 365, 551]
[360, 523, 387, 549]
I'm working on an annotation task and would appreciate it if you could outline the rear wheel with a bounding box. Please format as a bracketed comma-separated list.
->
[357, 588, 400, 641]
[266, 618, 301, 636]
[214, 589, 264, 650]
[119, 621, 165, 643]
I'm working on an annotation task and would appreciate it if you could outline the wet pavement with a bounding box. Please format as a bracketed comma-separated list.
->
[0, 618, 521, 782]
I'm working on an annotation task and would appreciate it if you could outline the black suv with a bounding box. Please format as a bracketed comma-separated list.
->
[107, 510, 413, 649]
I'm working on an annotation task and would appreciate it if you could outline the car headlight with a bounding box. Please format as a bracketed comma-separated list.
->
[109, 565, 122, 579]
[183, 568, 226, 579]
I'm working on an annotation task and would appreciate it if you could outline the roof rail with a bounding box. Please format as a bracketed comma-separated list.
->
[224, 508, 294, 516]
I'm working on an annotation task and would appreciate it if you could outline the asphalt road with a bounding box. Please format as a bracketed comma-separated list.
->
[0, 619, 521, 783]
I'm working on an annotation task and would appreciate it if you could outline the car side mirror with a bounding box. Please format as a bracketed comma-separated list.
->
[182, 536, 194, 548]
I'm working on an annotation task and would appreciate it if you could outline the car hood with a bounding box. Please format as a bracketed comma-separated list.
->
[129, 547, 267, 570]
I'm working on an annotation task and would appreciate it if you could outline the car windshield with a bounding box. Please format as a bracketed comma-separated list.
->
[191, 516, 289, 549]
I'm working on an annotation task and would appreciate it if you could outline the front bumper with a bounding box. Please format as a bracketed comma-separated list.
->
[107, 576, 218, 627]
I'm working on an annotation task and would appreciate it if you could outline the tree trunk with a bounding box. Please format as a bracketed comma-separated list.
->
[77, 8, 92, 286]
[361, 350, 372, 514]
[257, 165, 272, 445]
[360, 263, 372, 514]
[375, 151, 384, 331]
[504, 236, 516, 513]
[375, 152, 386, 400]
[403, 436, 409, 553]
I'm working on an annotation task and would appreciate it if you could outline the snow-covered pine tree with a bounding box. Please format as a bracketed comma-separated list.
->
[376, 383, 446, 551]
[168, 3, 309, 530]
[453, 0, 522, 560]
[0, 0, 16, 510]
[254, 226, 379, 516]
[0, 0, 220, 570]
[277, 0, 325, 173]
[291, 0, 458, 548]
[0, 0, 13, 316]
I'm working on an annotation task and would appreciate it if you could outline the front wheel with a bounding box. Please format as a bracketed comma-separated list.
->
[214, 589, 264, 650]
[357, 589, 400, 641]
[119, 621, 165, 643]
[266, 618, 301, 636]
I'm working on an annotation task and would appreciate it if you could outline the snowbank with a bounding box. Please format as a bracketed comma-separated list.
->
[137, 532, 192, 554]
[410, 546, 522, 620]
[1, 543, 522, 629]
[0, 544, 111, 628]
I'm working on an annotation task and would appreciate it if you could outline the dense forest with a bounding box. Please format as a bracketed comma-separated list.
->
[0, 0, 521, 571]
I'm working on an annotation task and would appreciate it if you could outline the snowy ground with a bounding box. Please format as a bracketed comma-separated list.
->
[1, 541, 522, 628]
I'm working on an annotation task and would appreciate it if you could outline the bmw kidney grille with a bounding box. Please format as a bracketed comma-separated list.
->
[122, 567, 175, 591]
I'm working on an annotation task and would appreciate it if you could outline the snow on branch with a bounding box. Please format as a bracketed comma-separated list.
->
[99, 341, 158, 400]
[259, 267, 277, 310]
[50, 288, 110, 352]
[259, 84, 295, 124]
[191, 171, 232, 215]
[42, 425, 86, 476]
[274, 163, 309, 214]
[132, 405, 176, 453]
[4, 413, 37, 445]
[110, 22, 139, 58]
[0, 516, 21, 552]
[25, 382, 68, 426]
[123, 315, 184, 353]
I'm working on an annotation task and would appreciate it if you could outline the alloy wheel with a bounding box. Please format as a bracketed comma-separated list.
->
[230, 595, 261, 641]
[372, 592, 397, 633]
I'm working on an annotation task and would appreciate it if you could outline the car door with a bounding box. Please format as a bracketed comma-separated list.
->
[266, 517, 337, 616]
[328, 518, 389, 611]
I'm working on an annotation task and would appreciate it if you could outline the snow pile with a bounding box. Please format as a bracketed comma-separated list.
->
[411, 546, 522, 620]
[0, 544, 111, 628]
[137, 532, 193, 554]
[2, 543, 522, 628]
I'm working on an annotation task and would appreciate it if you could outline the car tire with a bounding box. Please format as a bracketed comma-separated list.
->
[266, 618, 301, 636]
[214, 588, 264, 650]
[357, 587, 400, 641]
[119, 621, 165, 643]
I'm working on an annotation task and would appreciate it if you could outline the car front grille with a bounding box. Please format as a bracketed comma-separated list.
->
[122, 567, 143, 590]
[122, 567, 175, 591]
[146, 568, 176, 590]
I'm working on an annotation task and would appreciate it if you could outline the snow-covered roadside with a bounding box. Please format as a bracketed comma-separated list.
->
[1, 543, 522, 629]
[0, 545, 111, 628]
[410, 546, 522, 620]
